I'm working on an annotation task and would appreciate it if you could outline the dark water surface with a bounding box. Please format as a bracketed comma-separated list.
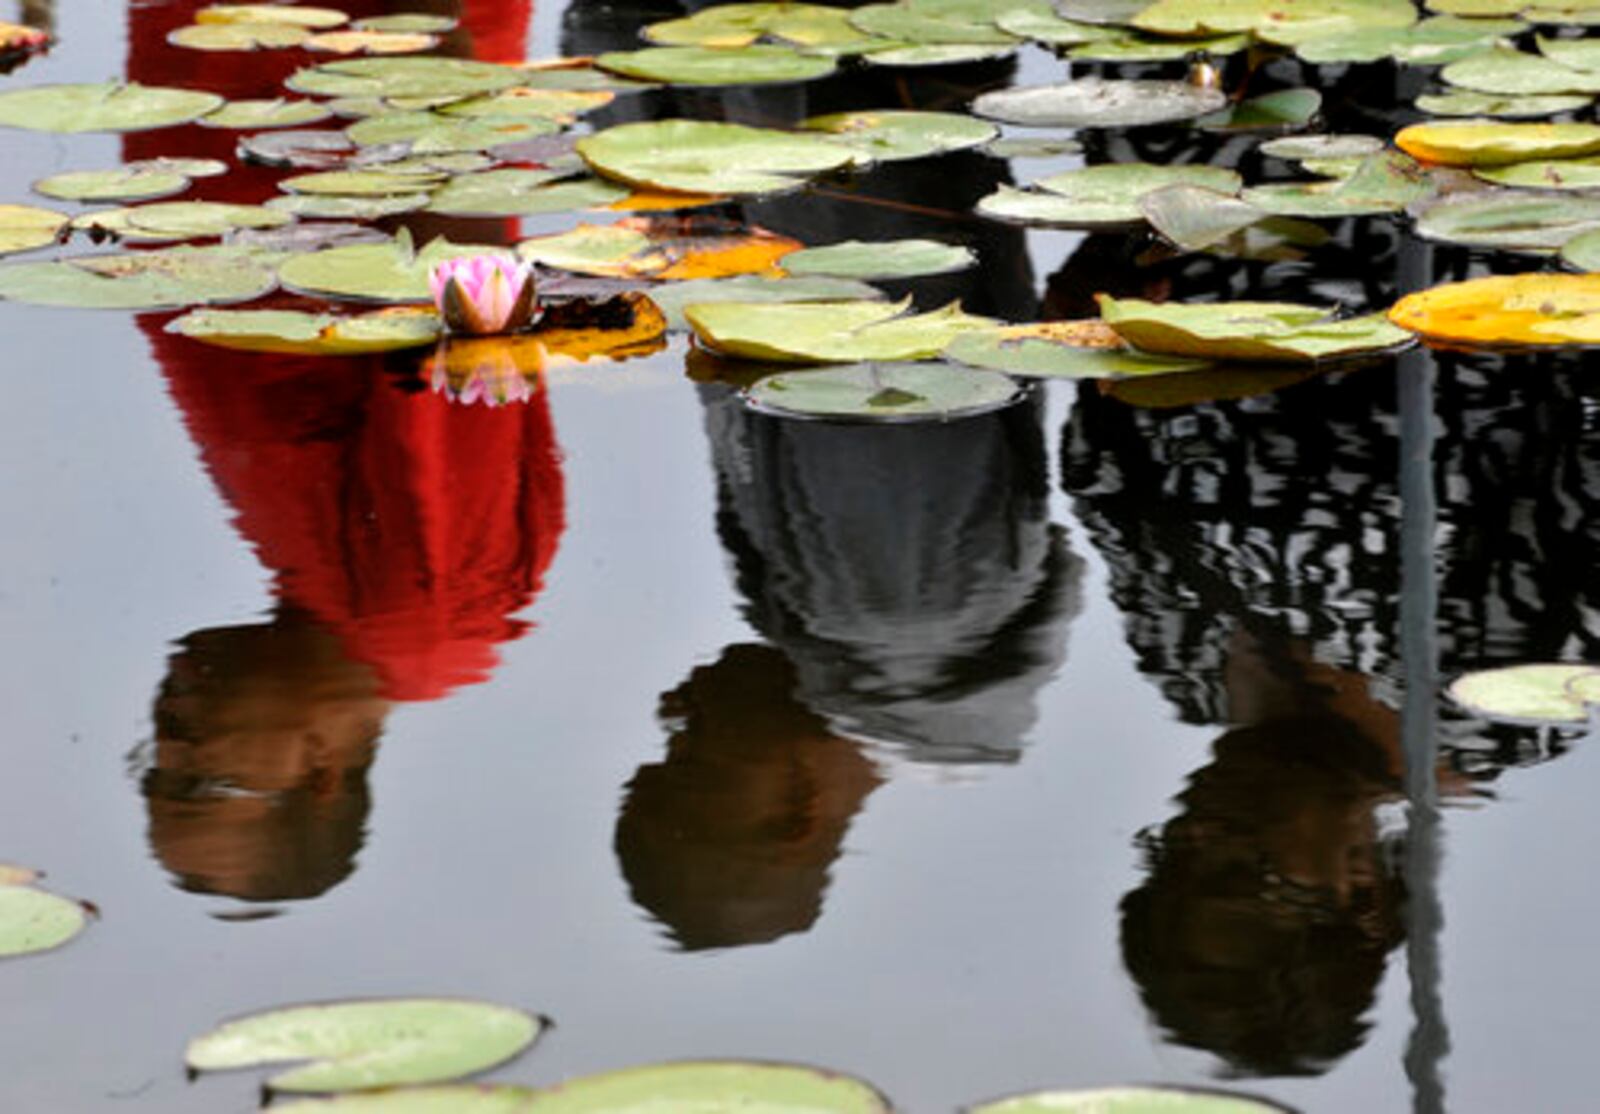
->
[4, 4, 1600, 1113]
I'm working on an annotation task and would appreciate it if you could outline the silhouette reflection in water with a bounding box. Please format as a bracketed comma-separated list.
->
[616, 643, 883, 951]
[144, 611, 385, 903]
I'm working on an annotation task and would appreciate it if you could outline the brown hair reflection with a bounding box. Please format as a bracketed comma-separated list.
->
[143, 610, 387, 902]
[615, 643, 882, 950]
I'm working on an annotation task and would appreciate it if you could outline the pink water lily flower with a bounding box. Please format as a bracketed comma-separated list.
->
[429, 255, 539, 336]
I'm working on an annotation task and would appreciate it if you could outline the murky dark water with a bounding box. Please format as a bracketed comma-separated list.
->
[5, 4, 1600, 1113]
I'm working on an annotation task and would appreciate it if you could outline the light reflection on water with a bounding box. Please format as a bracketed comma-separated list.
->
[3, 2, 1600, 1113]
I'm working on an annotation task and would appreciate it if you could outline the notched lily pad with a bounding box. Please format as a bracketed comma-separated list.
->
[0, 244, 277, 309]
[748, 361, 1022, 423]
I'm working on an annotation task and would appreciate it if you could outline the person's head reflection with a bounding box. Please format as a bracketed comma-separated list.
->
[144, 609, 386, 902]
[1119, 630, 1407, 1076]
[702, 386, 1082, 764]
[616, 643, 882, 950]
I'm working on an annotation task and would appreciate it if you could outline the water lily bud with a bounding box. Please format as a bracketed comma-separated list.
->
[429, 255, 539, 336]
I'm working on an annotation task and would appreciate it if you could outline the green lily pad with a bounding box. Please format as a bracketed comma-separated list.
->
[645, 3, 888, 52]
[1447, 663, 1598, 725]
[862, 43, 1017, 65]
[978, 163, 1242, 228]
[1135, 0, 1415, 39]
[1197, 88, 1322, 133]
[971, 78, 1228, 129]
[802, 109, 997, 162]
[946, 324, 1210, 378]
[0, 81, 224, 134]
[279, 168, 447, 195]
[1241, 151, 1434, 217]
[169, 21, 309, 50]
[279, 232, 513, 303]
[0, 245, 278, 309]
[0, 204, 66, 256]
[275, 1088, 540, 1113]
[688, 297, 995, 363]
[1099, 296, 1413, 362]
[1260, 134, 1384, 161]
[0, 879, 87, 959]
[352, 15, 459, 34]
[347, 111, 559, 153]
[996, 7, 1113, 44]
[1055, 0, 1147, 21]
[438, 88, 615, 121]
[1476, 156, 1600, 189]
[202, 98, 334, 129]
[1560, 226, 1600, 269]
[1071, 32, 1250, 62]
[528, 1061, 893, 1111]
[1442, 47, 1600, 95]
[1139, 186, 1268, 251]
[595, 45, 837, 86]
[71, 200, 289, 241]
[266, 192, 431, 219]
[1415, 91, 1593, 118]
[781, 238, 976, 279]
[185, 999, 543, 1094]
[34, 167, 189, 202]
[1414, 190, 1600, 251]
[967, 1085, 1293, 1114]
[650, 274, 883, 330]
[1293, 16, 1520, 65]
[167, 306, 442, 355]
[287, 57, 524, 100]
[427, 171, 628, 216]
[577, 120, 855, 196]
[848, 3, 1019, 44]
[239, 129, 356, 168]
[746, 360, 1021, 422]
[1538, 34, 1600, 73]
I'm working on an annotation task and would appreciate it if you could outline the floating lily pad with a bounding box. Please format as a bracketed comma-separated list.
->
[1447, 663, 1598, 725]
[1071, 32, 1249, 62]
[848, 3, 1019, 44]
[202, 98, 334, 129]
[1441, 47, 1600, 96]
[1055, 0, 1147, 22]
[72, 200, 289, 241]
[169, 21, 308, 50]
[197, 4, 348, 27]
[688, 297, 995, 363]
[946, 320, 1210, 378]
[1260, 135, 1385, 162]
[279, 232, 514, 303]
[167, 306, 442, 355]
[520, 218, 799, 280]
[1395, 120, 1600, 167]
[1475, 156, 1600, 189]
[1135, 0, 1416, 40]
[34, 166, 189, 202]
[0, 204, 67, 255]
[997, 7, 1114, 44]
[538, 1062, 891, 1112]
[266, 192, 431, 219]
[1293, 16, 1519, 65]
[186, 999, 542, 1094]
[353, 15, 458, 34]
[1389, 272, 1600, 346]
[279, 168, 447, 195]
[306, 30, 439, 55]
[428, 172, 629, 216]
[1197, 88, 1321, 134]
[1413, 190, 1600, 251]
[978, 163, 1242, 228]
[1099, 296, 1413, 362]
[347, 111, 559, 154]
[275, 1086, 540, 1112]
[1241, 151, 1434, 217]
[0, 245, 278, 309]
[972, 78, 1228, 129]
[781, 238, 975, 279]
[0, 81, 224, 133]
[0, 874, 87, 959]
[802, 109, 996, 162]
[1139, 186, 1268, 251]
[646, 3, 887, 52]
[1563, 227, 1600, 270]
[967, 1085, 1294, 1114]
[439, 88, 615, 121]
[1414, 91, 1593, 118]
[239, 129, 356, 168]
[287, 57, 524, 100]
[649, 274, 883, 330]
[578, 120, 855, 196]
[862, 43, 1017, 66]
[747, 360, 1021, 422]
[595, 45, 836, 86]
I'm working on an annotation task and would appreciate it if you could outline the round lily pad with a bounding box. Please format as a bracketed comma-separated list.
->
[647, 274, 884, 331]
[1447, 663, 1598, 725]
[186, 999, 543, 1094]
[1071, 31, 1250, 62]
[1260, 134, 1384, 161]
[266, 192, 431, 219]
[595, 45, 836, 86]
[167, 306, 442, 355]
[578, 119, 856, 196]
[1099, 295, 1413, 362]
[519, 219, 799, 280]
[427, 172, 629, 217]
[978, 163, 1243, 228]
[169, 21, 310, 50]
[279, 168, 447, 196]
[1414, 91, 1594, 118]
[1475, 156, 1600, 189]
[0, 204, 67, 255]
[0, 81, 224, 133]
[1441, 46, 1600, 96]
[35, 166, 189, 202]
[306, 30, 440, 55]
[0, 882, 87, 959]
[1413, 191, 1600, 251]
[747, 361, 1023, 422]
[780, 238, 976, 280]
[202, 98, 334, 129]
[998, 7, 1116, 44]
[0, 245, 278, 310]
[966, 1085, 1294, 1114]
[353, 15, 458, 34]
[946, 321, 1210, 379]
[278, 232, 514, 303]
[802, 109, 997, 162]
[971, 78, 1228, 129]
[540, 1062, 892, 1112]
[71, 200, 289, 241]
[346, 111, 559, 154]
[287, 57, 524, 100]
[862, 43, 1018, 66]
[688, 297, 995, 363]
[439, 88, 615, 121]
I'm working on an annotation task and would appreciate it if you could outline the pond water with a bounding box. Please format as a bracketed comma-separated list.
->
[4, 3, 1600, 1112]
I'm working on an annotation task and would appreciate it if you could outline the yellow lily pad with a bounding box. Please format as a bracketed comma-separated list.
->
[1395, 120, 1600, 166]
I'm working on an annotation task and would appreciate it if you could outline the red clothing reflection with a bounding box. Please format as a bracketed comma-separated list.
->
[129, 2, 560, 701]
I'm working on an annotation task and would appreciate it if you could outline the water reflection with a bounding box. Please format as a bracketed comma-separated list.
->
[704, 387, 1081, 763]
[143, 610, 384, 902]
[616, 643, 882, 950]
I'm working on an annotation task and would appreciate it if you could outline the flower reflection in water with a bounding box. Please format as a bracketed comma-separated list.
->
[426, 336, 542, 407]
